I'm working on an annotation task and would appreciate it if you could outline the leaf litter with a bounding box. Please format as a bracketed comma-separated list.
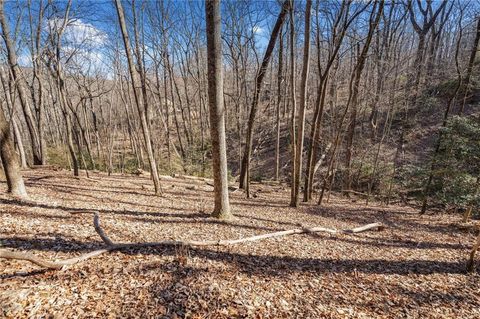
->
[0, 168, 479, 318]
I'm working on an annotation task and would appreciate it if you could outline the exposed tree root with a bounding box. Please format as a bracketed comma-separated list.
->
[0, 213, 384, 270]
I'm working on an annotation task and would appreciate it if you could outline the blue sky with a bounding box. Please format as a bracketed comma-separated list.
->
[2, 0, 279, 76]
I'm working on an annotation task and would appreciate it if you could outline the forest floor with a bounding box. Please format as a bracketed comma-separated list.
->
[1, 168, 479, 318]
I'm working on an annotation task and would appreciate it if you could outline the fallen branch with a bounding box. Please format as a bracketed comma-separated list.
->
[0, 248, 110, 270]
[93, 213, 114, 245]
[0, 214, 384, 270]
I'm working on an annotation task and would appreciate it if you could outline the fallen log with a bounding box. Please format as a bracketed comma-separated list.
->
[0, 213, 384, 270]
[173, 174, 213, 183]
[30, 165, 60, 170]
[205, 181, 239, 192]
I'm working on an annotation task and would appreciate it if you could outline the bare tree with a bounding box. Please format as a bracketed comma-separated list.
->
[288, 0, 297, 207]
[114, 0, 162, 195]
[205, 0, 232, 219]
[291, 0, 312, 207]
[303, 0, 369, 202]
[0, 0, 43, 165]
[274, 26, 285, 181]
[238, 0, 290, 197]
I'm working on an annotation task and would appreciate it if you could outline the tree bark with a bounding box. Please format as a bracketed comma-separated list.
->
[0, 107, 27, 197]
[291, 0, 312, 207]
[289, 1, 297, 207]
[275, 27, 284, 181]
[205, 0, 232, 219]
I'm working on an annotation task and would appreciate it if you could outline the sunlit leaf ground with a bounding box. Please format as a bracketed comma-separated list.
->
[1, 168, 479, 318]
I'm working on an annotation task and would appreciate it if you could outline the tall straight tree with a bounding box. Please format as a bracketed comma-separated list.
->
[238, 0, 290, 197]
[275, 26, 284, 181]
[289, 0, 297, 207]
[205, 0, 232, 219]
[291, 0, 312, 207]
[0, 0, 44, 165]
[114, 0, 162, 195]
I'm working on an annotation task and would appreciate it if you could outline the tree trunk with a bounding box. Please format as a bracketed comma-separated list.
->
[291, 0, 312, 207]
[288, 1, 297, 207]
[0, 107, 27, 197]
[205, 0, 232, 219]
[12, 119, 28, 169]
[420, 12, 465, 214]
[275, 27, 284, 181]
[344, 1, 384, 191]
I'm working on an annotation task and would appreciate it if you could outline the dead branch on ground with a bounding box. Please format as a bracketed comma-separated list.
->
[0, 213, 384, 270]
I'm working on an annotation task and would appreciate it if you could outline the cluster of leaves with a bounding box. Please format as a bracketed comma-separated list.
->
[430, 116, 480, 208]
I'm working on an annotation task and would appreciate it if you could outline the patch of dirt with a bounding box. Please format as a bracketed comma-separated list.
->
[1, 168, 479, 318]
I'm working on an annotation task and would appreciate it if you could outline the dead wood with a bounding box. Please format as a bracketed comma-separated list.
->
[466, 225, 480, 272]
[173, 174, 213, 183]
[205, 181, 238, 192]
[0, 248, 111, 270]
[93, 213, 114, 245]
[30, 165, 60, 170]
[0, 213, 384, 270]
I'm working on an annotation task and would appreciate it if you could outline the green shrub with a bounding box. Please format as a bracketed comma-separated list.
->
[422, 116, 480, 210]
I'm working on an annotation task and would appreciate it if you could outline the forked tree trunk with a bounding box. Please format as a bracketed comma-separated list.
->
[0, 66, 28, 169]
[317, 1, 384, 204]
[303, 0, 362, 202]
[205, 0, 232, 219]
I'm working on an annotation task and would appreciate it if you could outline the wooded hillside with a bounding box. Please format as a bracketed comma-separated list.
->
[0, 0, 479, 317]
